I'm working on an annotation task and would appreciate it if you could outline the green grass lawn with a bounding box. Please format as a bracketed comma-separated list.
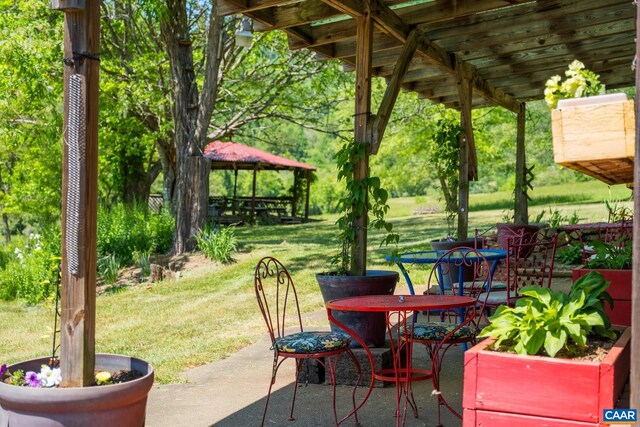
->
[0, 182, 632, 383]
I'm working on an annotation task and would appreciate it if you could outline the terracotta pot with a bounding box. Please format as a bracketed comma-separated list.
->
[317, 270, 398, 348]
[495, 223, 542, 249]
[0, 354, 154, 427]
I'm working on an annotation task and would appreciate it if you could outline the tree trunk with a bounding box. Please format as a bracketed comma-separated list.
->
[161, 0, 222, 254]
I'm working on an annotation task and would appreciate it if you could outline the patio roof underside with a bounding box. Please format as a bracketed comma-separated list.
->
[220, 0, 635, 112]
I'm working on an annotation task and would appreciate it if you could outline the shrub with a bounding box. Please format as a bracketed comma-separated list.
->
[97, 254, 121, 285]
[97, 203, 174, 265]
[195, 225, 237, 263]
[133, 250, 151, 279]
[0, 232, 61, 304]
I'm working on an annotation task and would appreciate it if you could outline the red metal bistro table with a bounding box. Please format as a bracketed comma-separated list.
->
[326, 294, 476, 427]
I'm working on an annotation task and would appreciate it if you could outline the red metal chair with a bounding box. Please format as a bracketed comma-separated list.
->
[481, 229, 558, 309]
[254, 257, 361, 426]
[402, 248, 493, 425]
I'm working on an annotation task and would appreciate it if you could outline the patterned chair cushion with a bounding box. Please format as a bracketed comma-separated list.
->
[400, 322, 476, 341]
[275, 331, 351, 354]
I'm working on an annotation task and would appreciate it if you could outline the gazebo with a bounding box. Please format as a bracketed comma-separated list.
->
[203, 141, 316, 224]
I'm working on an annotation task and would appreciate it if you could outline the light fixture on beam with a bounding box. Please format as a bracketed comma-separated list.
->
[235, 18, 253, 48]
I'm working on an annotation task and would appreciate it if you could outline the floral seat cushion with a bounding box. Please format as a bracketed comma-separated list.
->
[275, 331, 351, 354]
[400, 322, 476, 341]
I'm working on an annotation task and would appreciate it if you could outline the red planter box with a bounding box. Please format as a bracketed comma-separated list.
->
[463, 328, 630, 426]
[572, 267, 631, 327]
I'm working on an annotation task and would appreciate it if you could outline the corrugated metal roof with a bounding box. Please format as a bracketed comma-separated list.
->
[203, 141, 317, 171]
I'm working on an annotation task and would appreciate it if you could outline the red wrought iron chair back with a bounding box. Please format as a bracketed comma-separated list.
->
[505, 229, 558, 296]
[254, 256, 303, 345]
[603, 220, 633, 247]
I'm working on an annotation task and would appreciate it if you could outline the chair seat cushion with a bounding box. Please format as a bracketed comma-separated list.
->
[489, 281, 507, 290]
[479, 290, 514, 305]
[400, 322, 476, 341]
[275, 331, 351, 354]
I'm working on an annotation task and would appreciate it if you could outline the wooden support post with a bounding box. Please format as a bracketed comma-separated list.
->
[305, 170, 311, 220]
[630, 0, 640, 410]
[55, 0, 99, 387]
[514, 103, 528, 225]
[351, 10, 373, 276]
[251, 167, 257, 224]
[370, 29, 418, 155]
[455, 61, 474, 241]
[292, 170, 299, 217]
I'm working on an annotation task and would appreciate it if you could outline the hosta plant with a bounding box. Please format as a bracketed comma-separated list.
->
[479, 271, 615, 357]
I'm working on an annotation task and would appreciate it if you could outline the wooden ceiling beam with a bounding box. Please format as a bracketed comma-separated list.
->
[425, 0, 631, 44]
[288, 0, 535, 50]
[219, 0, 294, 16]
[370, 28, 418, 154]
[477, 50, 635, 81]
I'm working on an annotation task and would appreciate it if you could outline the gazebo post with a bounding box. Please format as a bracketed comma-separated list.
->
[251, 166, 257, 224]
[305, 170, 311, 220]
[292, 170, 299, 217]
[53, 0, 100, 386]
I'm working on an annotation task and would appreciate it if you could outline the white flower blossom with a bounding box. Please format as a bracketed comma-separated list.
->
[37, 365, 62, 388]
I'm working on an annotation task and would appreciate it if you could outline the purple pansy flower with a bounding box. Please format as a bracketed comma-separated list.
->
[25, 371, 41, 388]
[0, 364, 6, 377]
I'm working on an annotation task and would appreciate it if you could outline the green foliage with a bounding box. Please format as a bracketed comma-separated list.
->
[479, 272, 615, 357]
[97, 203, 174, 266]
[133, 250, 152, 279]
[429, 114, 462, 238]
[97, 254, 121, 285]
[534, 207, 580, 227]
[584, 240, 632, 270]
[556, 244, 584, 265]
[194, 225, 237, 264]
[331, 140, 399, 274]
[0, 1, 63, 228]
[545, 60, 605, 109]
[0, 232, 60, 304]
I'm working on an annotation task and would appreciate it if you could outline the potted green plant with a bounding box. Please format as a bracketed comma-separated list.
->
[463, 272, 630, 426]
[316, 140, 399, 347]
[572, 239, 632, 326]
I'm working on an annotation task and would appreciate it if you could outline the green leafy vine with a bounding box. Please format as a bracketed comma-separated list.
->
[330, 140, 399, 274]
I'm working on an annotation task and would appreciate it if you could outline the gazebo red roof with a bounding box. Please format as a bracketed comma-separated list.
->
[203, 141, 316, 171]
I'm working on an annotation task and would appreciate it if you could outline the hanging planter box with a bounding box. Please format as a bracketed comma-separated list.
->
[552, 93, 635, 185]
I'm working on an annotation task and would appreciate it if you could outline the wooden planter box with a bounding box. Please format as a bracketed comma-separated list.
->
[463, 328, 630, 426]
[552, 94, 635, 185]
[572, 267, 632, 327]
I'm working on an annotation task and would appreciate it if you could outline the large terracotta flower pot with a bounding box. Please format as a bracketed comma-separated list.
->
[0, 354, 154, 427]
[316, 270, 398, 348]
[463, 328, 630, 426]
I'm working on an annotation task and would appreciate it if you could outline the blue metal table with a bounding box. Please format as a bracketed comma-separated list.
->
[386, 248, 507, 296]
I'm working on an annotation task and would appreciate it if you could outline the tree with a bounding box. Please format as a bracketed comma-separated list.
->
[101, 0, 350, 253]
[0, 1, 64, 239]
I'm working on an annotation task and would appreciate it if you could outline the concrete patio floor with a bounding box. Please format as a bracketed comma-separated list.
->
[146, 313, 465, 427]
[146, 278, 574, 426]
